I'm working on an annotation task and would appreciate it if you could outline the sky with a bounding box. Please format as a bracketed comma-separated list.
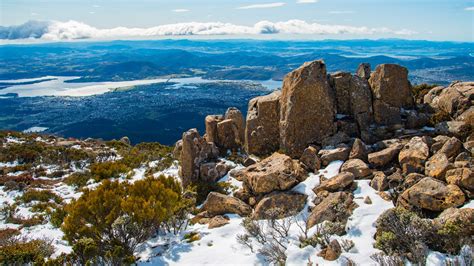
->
[0, 0, 473, 41]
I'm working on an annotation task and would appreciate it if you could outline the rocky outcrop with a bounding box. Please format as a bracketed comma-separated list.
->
[398, 137, 429, 174]
[245, 91, 281, 156]
[426, 81, 474, 119]
[398, 177, 465, 211]
[369, 64, 413, 125]
[201, 192, 252, 216]
[204, 115, 223, 143]
[356, 63, 371, 80]
[280, 60, 336, 158]
[241, 153, 307, 195]
[307, 191, 356, 228]
[253, 191, 307, 219]
[180, 129, 219, 186]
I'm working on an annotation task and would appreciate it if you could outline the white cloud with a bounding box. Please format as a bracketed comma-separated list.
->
[237, 2, 285, 9]
[297, 0, 318, 3]
[173, 9, 190, 13]
[92, 4, 100, 8]
[89, 11, 96, 14]
[329, 10, 355, 14]
[0, 20, 417, 40]
[465, 7, 474, 11]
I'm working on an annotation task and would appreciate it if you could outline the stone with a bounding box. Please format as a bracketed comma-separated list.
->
[199, 162, 229, 182]
[119, 136, 131, 145]
[245, 91, 281, 156]
[253, 191, 307, 220]
[173, 140, 183, 160]
[280, 60, 336, 158]
[216, 119, 240, 151]
[356, 63, 371, 80]
[224, 107, 245, 144]
[318, 240, 342, 261]
[446, 168, 474, 191]
[300, 146, 321, 172]
[369, 64, 413, 125]
[438, 137, 462, 158]
[319, 146, 351, 166]
[208, 215, 230, 229]
[428, 82, 474, 118]
[242, 157, 257, 167]
[431, 135, 451, 154]
[406, 111, 430, 129]
[464, 141, 474, 155]
[364, 196, 372, 204]
[201, 192, 252, 217]
[307, 191, 356, 228]
[434, 208, 474, 236]
[368, 144, 403, 168]
[349, 138, 368, 162]
[204, 115, 223, 143]
[398, 137, 430, 174]
[457, 106, 474, 126]
[322, 132, 351, 147]
[435, 121, 470, 139]
[180, 129, 219, 186]
[370, 171, 389, 191]
[425, 153, 453, 181]
[314, 172, 355, 193]
[340, 159, 372, 179]
[398, 177, 465, 211]
[241, 153, 307, 194]
[330, 72, 352, 115]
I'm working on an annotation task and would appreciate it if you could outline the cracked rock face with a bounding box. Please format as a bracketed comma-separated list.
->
[279, 60, 336, 158]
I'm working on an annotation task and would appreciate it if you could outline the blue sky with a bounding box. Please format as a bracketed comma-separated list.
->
[1, 0, 473, 41]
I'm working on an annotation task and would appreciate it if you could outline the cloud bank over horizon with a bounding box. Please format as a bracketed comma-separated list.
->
[0, 20, 417, 41]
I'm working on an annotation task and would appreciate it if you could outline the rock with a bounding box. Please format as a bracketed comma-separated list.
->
[434, 208, 474, 236]
[119, 136, 131, 145]
[253, 191, 307, 220]
[402, 173, 425, 190]
[224, 107, 245, 144]
[204, 115, 223, 143]
[315, 172, 355, 193]
[280, 60, 336, 158]
[319, 146, 351, 166]
[368, 144, 403, 168]
[431, 135, 451, 154]
[356, 63, 371, 80]
[318, 239, 342, 261]
[330, 72, 352, 115]
[300, 146, 321, 172]
[464, 141, 474, 155]
[446, 168, 474, 191]
[435, 121, 470, 139]
[216, 119, 240, 151]
[201, 192, 252, 217]
[242, 157, 257, 167]
[364, 196, 372, 204]
[208, 215, 230, 229]
[307, 191, 356, 228]
[370, 171, 389, 191]
[322, 132, 351, 147]
[340, 159, 372, 179]
[425, 153, 453, 181]
[438, 137, 462, 158]
[241, 153, 307, 194]
[173, 140, 183, 160]
[199, 162, 229, 182]
[369, 64, 413, 125]
[398, 137, 429, 174]
[349, 138, 368, 162]
[428, 82, 474, 118]
[398, 177, 465, 211]
[406, 111, 430, 129]
[457, 106, 474, 126]
[245, 91, 281, 156]
[180, 129, 219, 186]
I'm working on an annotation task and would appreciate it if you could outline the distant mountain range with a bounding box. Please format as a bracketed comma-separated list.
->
[1, 39, 473, 85]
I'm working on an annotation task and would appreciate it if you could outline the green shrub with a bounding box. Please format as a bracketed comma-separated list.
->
[19, 189, 63, 204]
[48, 207, 67, 228]
[0, 238, 54, 264]
[89, 161, 130, 181]
[63, 172, 92, 188]
[62, 175, 188, 264]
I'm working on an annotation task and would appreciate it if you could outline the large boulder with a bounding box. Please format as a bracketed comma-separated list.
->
[245, 91, 281, 156]
[314, 172, 355, 193]
[204, 115, 223, 143]
[199, 161, 229, 182]
[180, 129, 219, 186]
[201, 192, 252, 217]
[370, 171, 389, 191]
[435, 121, 471, 139]
[224, 107, 245, 146]
[438, 137, 462, 159]
[241, 153, 307, 195]
[280, 60, 336, 158]
[398, 177, 465, 211]
[340, 159, 372, 179]
[368, 144, 403, 168]
[307, 191, 356, 228]
[319, 146, 351, 166]
[446, 168, 474, 191]
[427, 82, 474, 119]
[369, 64, 414, 125]
[349, 138, 368, 162]
[253, 191, 307, 219]
[398, 137, 430, 174]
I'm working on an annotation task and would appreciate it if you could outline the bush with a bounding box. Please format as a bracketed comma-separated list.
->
[89, 161, 130, 181]
[0, 237, 54, 264]
[19, 189, 63, 204]
[411, 83, 438, 104]
[63, 172, 92, 188]
[62, 175, 189, 264]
